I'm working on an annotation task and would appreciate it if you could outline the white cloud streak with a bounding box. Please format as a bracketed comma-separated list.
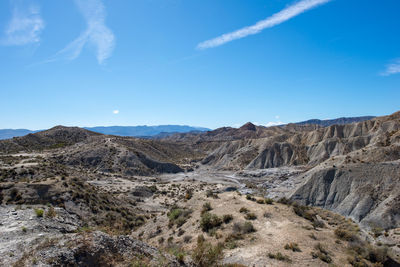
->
[53, 0, 114, 64]
[113, 110, 119, 114]
[197, 0, 331, 49]
[263, 121, 285, 127]
[2, 4, 44, 46]
[381, 59, 400, 76]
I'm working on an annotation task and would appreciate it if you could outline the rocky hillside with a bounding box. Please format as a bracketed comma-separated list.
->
[295, 116, 375, 127]
[199, 112, 400, 170]
[195, 112, 400, 229]
[51, 136, 199, 176]
[0, 126, 101, 153]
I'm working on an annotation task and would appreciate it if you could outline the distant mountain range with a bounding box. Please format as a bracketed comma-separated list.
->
[294, 116, 375, 127]
[0, 125, 211, 140]
[0, 116, 375, 140]
[84, 125, 210, 138]
[0, 129, 40, 140]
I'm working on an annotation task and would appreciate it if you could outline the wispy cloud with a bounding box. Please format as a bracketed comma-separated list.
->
[1, 4, 44, 46]
[381, 59, 400, 76]
[53, 0, 114, 64]
[197, 0, 331, 49]
[263, 121, 285, 127]
[113, 110, 119, 114]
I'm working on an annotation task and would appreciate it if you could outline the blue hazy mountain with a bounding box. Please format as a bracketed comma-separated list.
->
[0, 129, 38, 140]
[0, 126, 210, 140]
[294, 116, 375, 127]
[84, 125, 210, 137]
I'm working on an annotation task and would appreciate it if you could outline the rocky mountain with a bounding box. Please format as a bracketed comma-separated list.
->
[194, 111, 400, 229]
[1, 112, 399, 266]
[295, 116, 375, 127]
[0, 126, 101, 153]
[85, 125, 210, 137]
[198, 112, 400, 170]
[0, 125, 211, 140]
[0, 126, 201, 176]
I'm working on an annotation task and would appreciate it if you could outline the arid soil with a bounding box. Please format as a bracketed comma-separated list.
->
[0, 112, 399, 266]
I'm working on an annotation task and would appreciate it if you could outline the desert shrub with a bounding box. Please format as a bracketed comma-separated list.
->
[277, 197, 292, 205]
[175, 217, 187, 227]
[264, 198, 274, 205]
[284, 243, 301, 252]
[183, 235, 192, 243]
[200, 212, 222, 232]
[335, 228, 358, 242]
[233, 221, 255, 234]
[167, 206, 192, 228]
[223, 214, 233, 224]
[239, 207, 249, 213]
[201, 202, 212, 214]
[147, 185, 158, 193]
[367, 246, 388, 263]
[46, 206, 57, 218]
[244, 212, 257, 220]
[224, 231, 244, 250]
[246, 195, 256, 201]
[293, 204, 314, 221]
[312, 219, 325, 229]
[263, 212, 272, 218]
[309, 233, 317, 240]
[347, 255, 369, 267]
[177, 228, 185, 237]
[185, 190, 192, 200]
[311, 243, 332, 263]
[256, 199, 265, 204]
[169, 247, 185, 263]
[371, 227, 384, 238]
[192, 235, 223, 267]
[34, 208, 44, 217]
[224, 239, 238, 250]
[205, 190, 218, 199]
[293, 203, 325, 228]
[268, 252, 292, 263]
[348, 241, 389, 265]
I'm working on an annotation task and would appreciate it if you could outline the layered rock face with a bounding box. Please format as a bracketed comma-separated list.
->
[196, 112, 400, 229]
[290, 162, 400, 229]
[200, 112, 400, 170]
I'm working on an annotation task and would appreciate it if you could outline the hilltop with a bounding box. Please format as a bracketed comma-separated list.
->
[0, 111, 399, 266]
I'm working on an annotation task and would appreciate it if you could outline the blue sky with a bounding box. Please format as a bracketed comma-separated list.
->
[0, 0, 399, 130]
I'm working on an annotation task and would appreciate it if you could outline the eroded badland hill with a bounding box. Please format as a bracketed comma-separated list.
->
[1, 112, 399, 266]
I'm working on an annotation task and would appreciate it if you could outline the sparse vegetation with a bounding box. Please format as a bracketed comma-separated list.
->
[34, 208, 44, 217]
[200, 212, 222, 232]
[239, 207, 249, 213]
[232, 221, 255, 234]
[201, 202, 212, 214]
[264, 198, 274, 205]
[192, 235, 224, 267]
[284, 243, 301, 252]
[223, 214, 233, 224]
[334, 227, 358, 242]
[268, 252, 292, 263]
[292, 203, 325, 229]
[46, 206, 57, 218]
[277, 197, 292, 205]
[256, 199, 264, 204]
[167, 206, 192, 228]
[311, 243, 332, 263]
[244, 212, 257, 220]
